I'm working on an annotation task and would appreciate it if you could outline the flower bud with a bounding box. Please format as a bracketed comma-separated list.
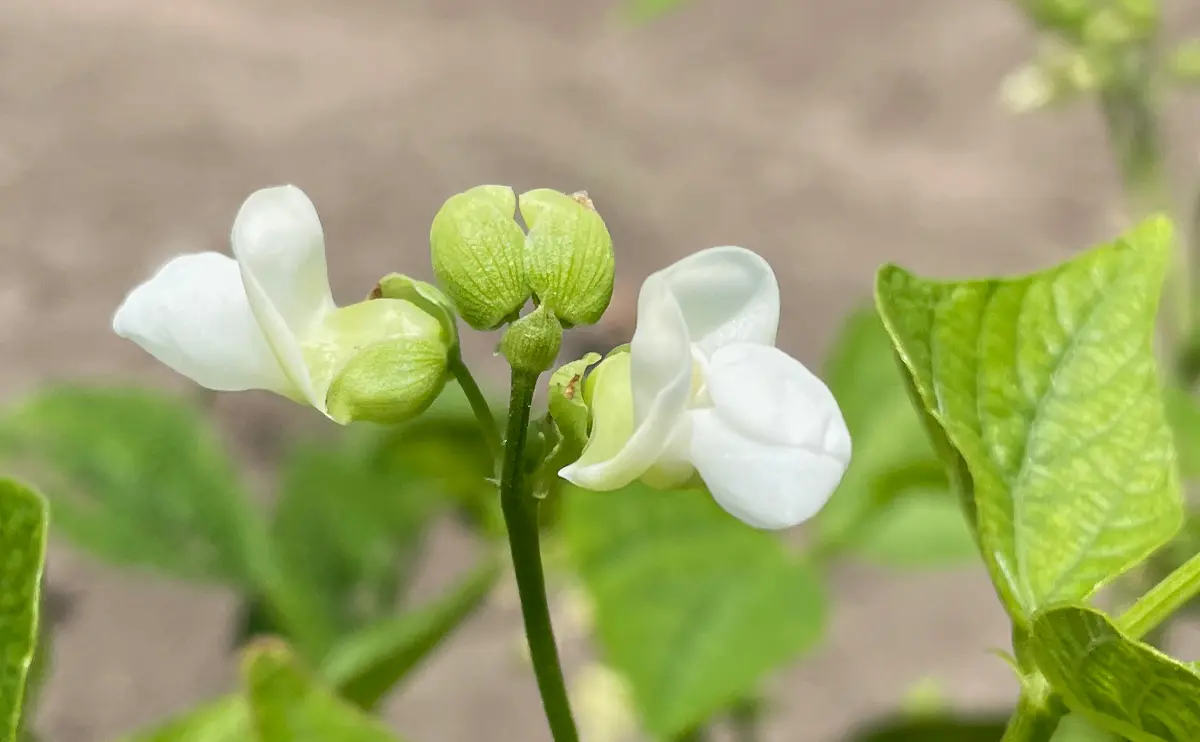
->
[310, 298, 453, 425]
[520, 189, 615, 327]
[430, 186, 530, 330]
[500, 303, 563, 374]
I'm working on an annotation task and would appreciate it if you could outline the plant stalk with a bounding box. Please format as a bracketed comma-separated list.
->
[449, 353, 504, 464]
[999, 691, 1059, 742]
[500, 368, 579, 742]
[1120, 547, 1200, 640]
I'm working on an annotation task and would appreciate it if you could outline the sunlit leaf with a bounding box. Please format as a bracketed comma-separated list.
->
[875, 217, 1182, 621]
[563, 483, 826, 736]
[1031, 604, 1200, 741]
[243, 640, 406, 742]
[322, 560, 500, 710]
[0, 387, 268, 585]
[0, 480, 46, 742]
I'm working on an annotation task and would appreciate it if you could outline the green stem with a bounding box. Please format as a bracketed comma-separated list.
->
[500, 368, 579, 742]
[1119, 548, 1200, 640]
[449, 353, 503, 463]
[1000, 691, 1059, 742]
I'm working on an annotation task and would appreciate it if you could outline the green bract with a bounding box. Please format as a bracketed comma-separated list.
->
[520, 189, 615, 327]
[875, 216, 1182, 623]
[548, 353, 603, 454]
[315, 299, 453, 425]
[429, 185, 530, 330]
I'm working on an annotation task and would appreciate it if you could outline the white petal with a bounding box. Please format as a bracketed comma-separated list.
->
[113, 252, 294, 394]
[231, 185, 336, 406]
[705, 343, 851, 461]
[649, 246, 779, 356]
[688, 409, 847, 530]
[629, 279, 693, 424]
[559, 351, 690, 491]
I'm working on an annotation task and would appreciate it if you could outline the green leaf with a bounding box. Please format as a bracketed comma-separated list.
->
[267, 432, 445, 655]
[373, 397, 499, 536]
[0, 387, 267, 585]
[848, 483, 978, 568]
[1163, 385, 1200, 479]
[875, 216, 1182, 621]
[562, 483, 826, 736]
[817, 308, 973, 567]
[0, 480, 46, 742]
[118, 696, 251, 742]
[321, 560, 500, 710]
[1030, 604, 1200, 741]
[243, 640, 406, 742]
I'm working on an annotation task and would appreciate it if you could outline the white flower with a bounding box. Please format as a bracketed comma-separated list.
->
[113, 185, 452, 423]
[559, 246, 852, 530]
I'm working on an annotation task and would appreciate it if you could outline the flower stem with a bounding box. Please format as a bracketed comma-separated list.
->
[999, 691, 1059, 742]
[1119, 548, 1200, 640]
[449, 353, 503, 463]
[501, 368, 579, 742]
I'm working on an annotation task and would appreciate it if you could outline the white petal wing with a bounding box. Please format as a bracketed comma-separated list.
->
[231, 185, 335, 405]
[649, 246, 779, 356]
[113, 252, 293, 394]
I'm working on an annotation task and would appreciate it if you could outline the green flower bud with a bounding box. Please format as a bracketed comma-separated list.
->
[500, 303, 563, 374]
[430, 185, 530, 330]
[520, 189, 615, 327]
[307, 298, 452, 425]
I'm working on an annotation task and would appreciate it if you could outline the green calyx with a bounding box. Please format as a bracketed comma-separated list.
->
[307, 297, 454, 425]
[500, 304, 564, 374]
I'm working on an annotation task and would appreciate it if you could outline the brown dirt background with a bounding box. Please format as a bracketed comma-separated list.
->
[5, 0, 1200, 740]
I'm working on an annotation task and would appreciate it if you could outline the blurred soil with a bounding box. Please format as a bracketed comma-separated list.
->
[3, 0, 1200, 739]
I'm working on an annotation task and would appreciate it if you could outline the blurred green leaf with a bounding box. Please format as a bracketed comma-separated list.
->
[1164, 384, 1200, 479]
[1166, 39, 1200, 84]
[844, 714, 1008, 741]
[373, 397, 500, 537]
[119, 696, 250, 742]
[0, 387, 267, 585]
[563, 483, 826, 737]
[816, 308, 973, 568]
[266, 431, 445, 656]
[876, 217, 1182, 622]
[243, 640, 406, 742]
[620, 0, 695, 24]
[322, 560, 500, 710]
[0, 480, 46, 742]
[1031, 604, 1200, 741]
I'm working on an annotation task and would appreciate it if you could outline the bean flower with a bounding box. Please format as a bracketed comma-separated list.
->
[559, 247, 852, 530]
[113, 186, 455, 424]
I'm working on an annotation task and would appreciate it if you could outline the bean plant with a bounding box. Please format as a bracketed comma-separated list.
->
[3, 1, 1200, 741]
